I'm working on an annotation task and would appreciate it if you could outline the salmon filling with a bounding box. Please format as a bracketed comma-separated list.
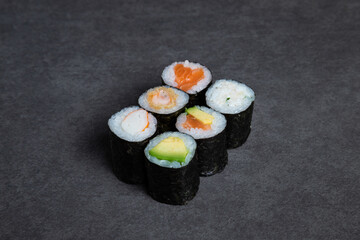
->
[182, 114, 211, 130]
[174, 64, 205, 92]
[147, 87, 178, 110]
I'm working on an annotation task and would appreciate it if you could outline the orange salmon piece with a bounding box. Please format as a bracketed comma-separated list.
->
[174, 64, 205, 92]
[182, 114, 211, 130]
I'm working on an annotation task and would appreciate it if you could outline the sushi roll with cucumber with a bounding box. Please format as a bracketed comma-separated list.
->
[144, 132, 199, 205]
[138, 86, 189, 133]
[108, 106, 157, 184]
[162, 60, 212, 106]
[206, 80, 255, 148]
[176, 106, 228, 176]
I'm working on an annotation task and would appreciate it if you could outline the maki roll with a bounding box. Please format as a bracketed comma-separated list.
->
[206, 80, 255, 148]
[108, 106, 157, 184]
[176, 106, 228, 176]
[138, 86, 188, 133]
[144, 132, 199, 205]
[162, 60, 212, 106]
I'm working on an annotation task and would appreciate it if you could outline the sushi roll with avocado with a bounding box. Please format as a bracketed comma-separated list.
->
[206, 80, 255, 148]
[162, 60, 212, 106]
[144, 132, 199, 205]
[108, 106, 157, 184]
[139, 86, 189, 133]
[176, 106, 227, 176]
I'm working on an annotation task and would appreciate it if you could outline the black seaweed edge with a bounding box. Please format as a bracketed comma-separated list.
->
[145, 151, 200, 205]
[224, 102, 254, 149]
[109, 131, 154, 184]
[151, 107, 185, 133]
[196, 129, 228, 176]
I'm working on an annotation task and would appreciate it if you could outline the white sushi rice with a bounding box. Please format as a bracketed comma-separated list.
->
[206, 80, 255, 114]
[176, 106, 226, 139]
[138, 86, 189, 114]
[108, 106, 157, 142]
[144, 132, 197, 168]
[161, 60, 212, 94]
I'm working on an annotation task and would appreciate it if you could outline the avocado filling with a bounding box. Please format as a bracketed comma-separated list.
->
[149, 137, 189, 163]
[186, 106, 214, 125]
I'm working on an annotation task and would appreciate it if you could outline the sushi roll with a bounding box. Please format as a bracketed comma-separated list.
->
[162, 60, 212, 106]
[206, 80, 255, 148]
[108, 106, 157, 184]
[144, 132, 199, 205]
[138, 86, 189, 133]
[176, 106, 228, 176]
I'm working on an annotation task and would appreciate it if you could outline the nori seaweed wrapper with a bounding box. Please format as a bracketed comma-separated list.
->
[196, 129, 228, 176]
[186, 85, 209, 107]
[224, 102, 254, 148]
[145, 154, 199, 205]
[151, 107, 185, 133]
[109, 131, 149, 184]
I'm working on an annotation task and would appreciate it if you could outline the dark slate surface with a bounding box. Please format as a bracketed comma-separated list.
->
[1, 0, 359, 239]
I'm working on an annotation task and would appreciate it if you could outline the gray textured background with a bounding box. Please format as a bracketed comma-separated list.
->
[1, 0, 360, 239]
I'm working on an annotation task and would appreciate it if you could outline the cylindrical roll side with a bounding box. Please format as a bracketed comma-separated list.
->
[145, 154, 199, 205]
[152, 106, 185, 133]
[109, 131, 149, 184]
[186, 85, 210, 107]
[196, 129, 228, 176]
[224, 102, 254, 148]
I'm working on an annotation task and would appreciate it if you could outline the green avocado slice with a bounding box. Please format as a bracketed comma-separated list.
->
[185, 106, 214, 125]
[149, 137, 189, 163]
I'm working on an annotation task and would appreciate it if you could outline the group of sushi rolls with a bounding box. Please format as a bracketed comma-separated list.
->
[108, 60, 255, 205]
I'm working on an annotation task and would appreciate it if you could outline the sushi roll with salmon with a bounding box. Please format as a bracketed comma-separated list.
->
[162, 60, 212, 106]
[144, 132, 199, 205]
[139, 86, 189, 133]
[176, 106, 227, 176]
[108, 106, 157, 184]
[206, 80, 255, 148]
